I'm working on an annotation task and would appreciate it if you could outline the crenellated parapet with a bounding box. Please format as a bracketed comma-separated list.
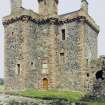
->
[37, 0, 59, 16]
[3, 14, 99, 33]
[60, 10, 99, 33]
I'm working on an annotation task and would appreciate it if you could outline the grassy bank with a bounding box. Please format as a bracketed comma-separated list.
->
[15, 90, 105, 105]
[0, 85, 4, 92]
[4, 89, 105, 105]
[88, 102, 105, 105]
[15, 90, 84, 102]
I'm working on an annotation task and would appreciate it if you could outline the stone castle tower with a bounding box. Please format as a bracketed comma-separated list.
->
[3, 0, 100, 92]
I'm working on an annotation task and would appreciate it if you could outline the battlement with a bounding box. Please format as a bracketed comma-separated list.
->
[81, 0, 88, 13]
[37, 0, 59, 16]
[11, 0, 22, 13]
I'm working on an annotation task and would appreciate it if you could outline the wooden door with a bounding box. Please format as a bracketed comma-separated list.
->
[43, 78, 48, 90]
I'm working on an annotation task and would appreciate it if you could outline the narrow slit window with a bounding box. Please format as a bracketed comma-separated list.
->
[86, 59, 88, 65]
[62, 29, 65, 40]
[17, 64, 20, 75]
[44, 0, 46, 5]
[60, 53, 65, 64]
[103, 61, 105, 65]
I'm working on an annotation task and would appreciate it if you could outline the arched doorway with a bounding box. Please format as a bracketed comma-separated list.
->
[43, 78, 48, 90]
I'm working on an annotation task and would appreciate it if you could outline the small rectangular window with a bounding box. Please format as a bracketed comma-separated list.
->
[61, 29, 65, 40]
[60, 53, 64, 56]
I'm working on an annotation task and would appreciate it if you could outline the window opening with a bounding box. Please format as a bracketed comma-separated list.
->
[17, 64, 20, 75]
[60, 53, 65, 64]
[87, 73, 90, 77]
[61, 29, 65, 40]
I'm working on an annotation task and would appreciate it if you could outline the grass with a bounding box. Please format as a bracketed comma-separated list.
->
[0, 85, 4, 92]
[3, 89, 105, 104]
[88, 102, 105, 105]
[14, 90, 105, 104]
[14, 90, 85, 102]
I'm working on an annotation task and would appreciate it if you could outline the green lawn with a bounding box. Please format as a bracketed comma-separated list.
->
[0, 85, 4, 92]
[15, 90, 85, 102]
[3, 89, 105, 105]
[88, 102, 105, 105]
[14, 90, 105, 105]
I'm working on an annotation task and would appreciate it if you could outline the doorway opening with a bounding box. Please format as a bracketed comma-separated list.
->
[43, 78, 48, 90]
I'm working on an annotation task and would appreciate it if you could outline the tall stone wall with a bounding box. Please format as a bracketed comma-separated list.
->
[3, 12, 99, 92]
[3, 0, 100, 93]
[3, 17, 99, 92]
[84, 24, 98, 62]
[25, 22, 52, 89]
[81, 23, 98, 92]
[3, 14, 60, 91]
[57, 21, 81, 91]
[4, 21, 24, 91]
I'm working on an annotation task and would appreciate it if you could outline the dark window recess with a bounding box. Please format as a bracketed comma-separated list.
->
[60, 53, 64, 56]
[96, 70, 104, 80]
[44, 0, 46, 5]
[87, 73, 90, 77]
[17, 64, 20, 75]
[86, 59, 88, 64]
[60, 53, 65, 64]
[61, 29, 65, 40]
[31, 62, 33, 65]
[102, 61, 105, 65]
[12, 32, 14, 35]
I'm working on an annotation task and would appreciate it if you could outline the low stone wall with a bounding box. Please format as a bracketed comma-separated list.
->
[0, 94, 87, 105]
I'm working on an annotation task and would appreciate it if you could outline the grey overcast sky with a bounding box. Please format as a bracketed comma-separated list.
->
[0, 0, 105, 78]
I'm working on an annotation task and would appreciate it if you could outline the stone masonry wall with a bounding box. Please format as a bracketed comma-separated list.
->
[4, 14, 60, 91]
[25, 21, 52, 89]
[83, 23, 98, 92]
[84, 24, 98, 62]
[57, 21, 81, 91]
[3, 8, 99, 92]
[4, 17, 99, 92]
[4, 21, 25, 91]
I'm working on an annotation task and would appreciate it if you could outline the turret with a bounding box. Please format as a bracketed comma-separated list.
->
[37, 0, 59, 16]
[81, 0, 88, 13]
[11, 0, 22, 13]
